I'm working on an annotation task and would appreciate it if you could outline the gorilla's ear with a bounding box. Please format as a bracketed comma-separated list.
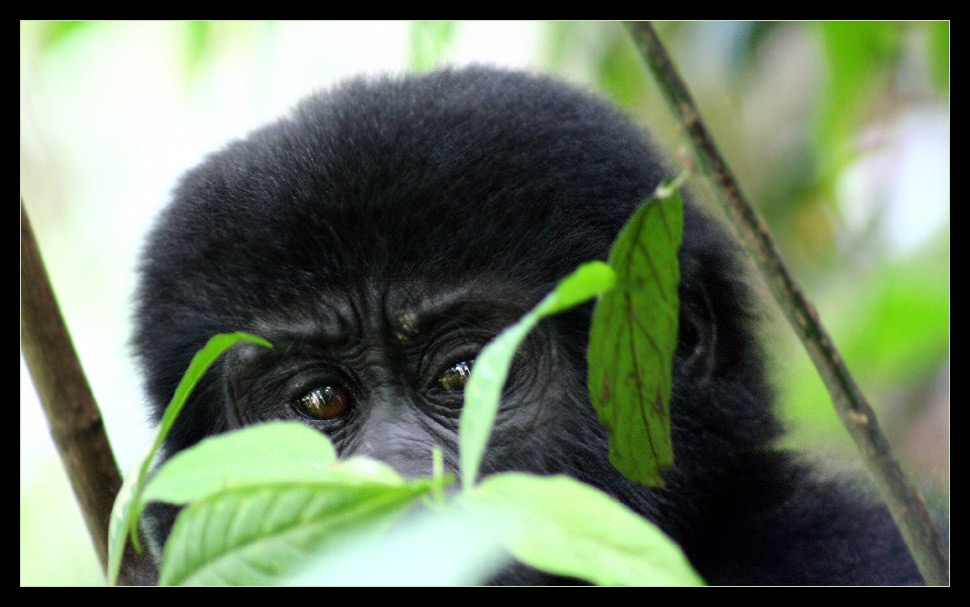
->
[678, 288, 717, 385]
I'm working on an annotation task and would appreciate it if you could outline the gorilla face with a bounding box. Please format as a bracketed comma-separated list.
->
[133, 66, 926, 585]
[219, 279, 585, 482]
[135, 67, 677, 478]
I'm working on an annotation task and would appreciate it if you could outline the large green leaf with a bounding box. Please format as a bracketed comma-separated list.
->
[283, 504, 509, 586]
[143, 420, 449, 585]
[159, 477, 440, 585]
[460, 261, 616, 490]
[467, 472, 704, 586]
[142, 421, 414, 506]
[107, 332, 271, 585]
[587, 190, 683, 487]
[139, 417, 458, 585]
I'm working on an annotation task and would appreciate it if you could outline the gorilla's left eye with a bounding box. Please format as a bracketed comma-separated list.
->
[437, 360, 473, 392]
[294, 385, 352, 420]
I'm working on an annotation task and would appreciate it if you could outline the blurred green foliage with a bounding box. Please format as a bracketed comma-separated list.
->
[34, 20, 92, 51]
[778, 233, 949, 453]
[181, 21, 215, 81]
[817, 21, 904, 182]
[408, 21, 456, 71]
[927, 21, 949, 93]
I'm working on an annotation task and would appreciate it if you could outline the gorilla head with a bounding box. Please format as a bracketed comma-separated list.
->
[133, 66, 923, 585]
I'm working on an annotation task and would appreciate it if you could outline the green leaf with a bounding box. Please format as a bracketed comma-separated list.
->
[107, 332, 272, 585]
[159, 476, 443, 585]
[587, 189, 683, 487]
[467, 472, 704, 586]
[283, 504, 509, 586]
[460, 261, 616, 490]
[143, 422, 343, 505]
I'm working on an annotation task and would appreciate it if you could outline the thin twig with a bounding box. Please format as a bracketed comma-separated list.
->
[20, 200, 158, 585]
[622, 21, 948, 586]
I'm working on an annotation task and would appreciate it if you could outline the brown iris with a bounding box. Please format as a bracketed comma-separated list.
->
[438, 360, 473, 392]
[295, 386, 352, 419]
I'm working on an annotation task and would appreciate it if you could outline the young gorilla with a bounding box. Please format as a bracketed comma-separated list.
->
[134, 66, 925, 585]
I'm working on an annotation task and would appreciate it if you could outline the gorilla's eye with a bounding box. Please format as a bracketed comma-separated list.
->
[438, 360, 473, 392]
[294, 386, 352, 420]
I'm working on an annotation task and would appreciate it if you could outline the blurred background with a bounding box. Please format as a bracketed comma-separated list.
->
[20, 21, 949, 585]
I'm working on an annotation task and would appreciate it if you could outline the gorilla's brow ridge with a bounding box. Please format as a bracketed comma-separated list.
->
[387, 286, 529, 345]
[248, 284, 528, 347]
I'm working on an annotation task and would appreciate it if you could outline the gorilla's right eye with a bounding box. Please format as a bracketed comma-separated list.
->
[437, 360, 473, 392]
[294, 386, 352, 420]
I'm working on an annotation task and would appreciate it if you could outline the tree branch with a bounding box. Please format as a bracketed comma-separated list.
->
[622, 21, 948, 586]
[20, 200, 158, 585]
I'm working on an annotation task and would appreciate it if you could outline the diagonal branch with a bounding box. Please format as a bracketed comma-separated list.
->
[21, 200, 158, 585]
[622, 20, 948, 586]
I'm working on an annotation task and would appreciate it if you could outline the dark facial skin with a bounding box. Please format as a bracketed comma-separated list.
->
[222, 281, 557, 481]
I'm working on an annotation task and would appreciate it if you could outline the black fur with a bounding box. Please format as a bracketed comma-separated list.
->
[133, 66, 925, 585]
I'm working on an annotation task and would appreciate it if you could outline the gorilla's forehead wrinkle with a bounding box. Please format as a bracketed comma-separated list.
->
[250, 300, 348, 346]
[251, 279, 531, 348]
[384, 281, 532, 345]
